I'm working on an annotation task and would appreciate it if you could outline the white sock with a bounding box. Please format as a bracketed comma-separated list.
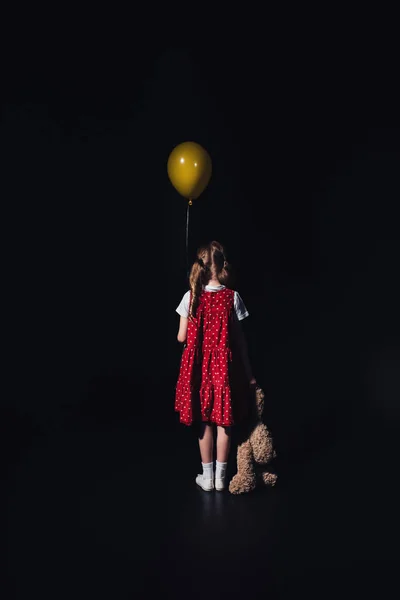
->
[216, 461, 227, 480]
[202, 462, 213, 480]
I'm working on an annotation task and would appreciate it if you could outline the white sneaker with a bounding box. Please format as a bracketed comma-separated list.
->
[215, 477, 226, 492]
[196, 474, 214, 491]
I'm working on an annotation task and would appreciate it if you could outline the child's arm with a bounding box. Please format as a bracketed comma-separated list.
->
[232, 317, 255, 384]
[177, 316, 188, 343]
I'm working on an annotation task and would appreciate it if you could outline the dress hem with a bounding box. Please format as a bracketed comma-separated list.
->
[175, 409, 236, 427]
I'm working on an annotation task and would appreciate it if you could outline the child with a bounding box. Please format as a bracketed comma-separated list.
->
[175, 240, 256, 491]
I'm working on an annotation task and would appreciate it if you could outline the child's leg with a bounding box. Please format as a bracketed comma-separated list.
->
[216, 426, 231, 462]
[196, 423, 214, 491]
[215, 426, 231, 490]
[198, 423, 214, 463]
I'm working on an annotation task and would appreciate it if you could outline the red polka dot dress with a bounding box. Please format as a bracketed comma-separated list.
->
[175, 287, 250, 426]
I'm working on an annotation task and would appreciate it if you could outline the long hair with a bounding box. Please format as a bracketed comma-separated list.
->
[188, 240, 234, 322]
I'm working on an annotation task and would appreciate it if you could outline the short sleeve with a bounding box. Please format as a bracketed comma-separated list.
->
[234, 291, 249, 321]
[176, 290, 190, 318]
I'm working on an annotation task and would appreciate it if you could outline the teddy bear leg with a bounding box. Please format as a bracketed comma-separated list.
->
[229, 439, 257, 494]
[260, 471, 278, 487]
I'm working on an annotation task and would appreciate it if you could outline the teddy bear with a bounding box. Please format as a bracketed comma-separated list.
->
[229, 386, 277, 494]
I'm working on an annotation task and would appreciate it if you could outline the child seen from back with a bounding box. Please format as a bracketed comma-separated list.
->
[175, 240, 255, 491]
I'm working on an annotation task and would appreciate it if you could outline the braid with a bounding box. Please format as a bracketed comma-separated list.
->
[188, 253, 209, 321]
[210, 241, 232, 287]
[188, 268, 202, 322]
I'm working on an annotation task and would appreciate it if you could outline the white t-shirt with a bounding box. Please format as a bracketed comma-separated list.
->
[176, 285, 249, 321]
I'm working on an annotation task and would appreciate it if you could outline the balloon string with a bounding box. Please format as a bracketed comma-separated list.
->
[186, 201, 190, 279]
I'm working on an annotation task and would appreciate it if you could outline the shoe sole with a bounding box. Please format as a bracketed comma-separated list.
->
[196, 482, 214, 492]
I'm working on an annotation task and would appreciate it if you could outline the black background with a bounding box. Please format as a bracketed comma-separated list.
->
[2, 9, 400, 596]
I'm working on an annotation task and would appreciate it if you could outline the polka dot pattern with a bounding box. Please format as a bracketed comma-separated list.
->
[175, 288, 242, 427]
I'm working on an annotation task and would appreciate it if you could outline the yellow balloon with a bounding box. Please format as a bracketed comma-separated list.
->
[167, 141, 212, 201]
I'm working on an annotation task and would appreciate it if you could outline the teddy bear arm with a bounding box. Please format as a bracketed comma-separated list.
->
[229, 438, 257, 494]
[236, 438, 255, 477]
[250, 424, 275, 464]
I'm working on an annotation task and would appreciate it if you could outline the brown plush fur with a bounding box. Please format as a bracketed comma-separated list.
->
[229, 387, 277, 494]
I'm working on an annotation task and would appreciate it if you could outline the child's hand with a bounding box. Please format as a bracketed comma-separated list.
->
[249, 377, 257, 387]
